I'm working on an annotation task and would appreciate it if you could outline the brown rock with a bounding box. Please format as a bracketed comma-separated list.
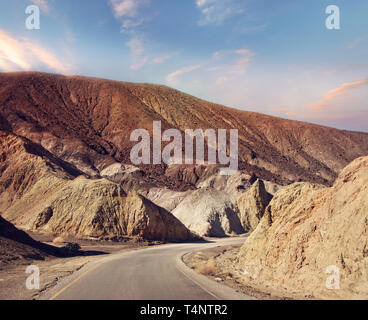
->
[236, 179, 272, 232]
[1, 72, 368, 188]
[237, 156, 368, 299]
[26, 177, 198, 242]
[0, 131, 196, 242]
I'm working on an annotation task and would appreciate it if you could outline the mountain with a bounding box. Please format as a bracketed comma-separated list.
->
[0, 130, 196, 241]
[1, 72, 368, 189]
[236, 156, 368, 299]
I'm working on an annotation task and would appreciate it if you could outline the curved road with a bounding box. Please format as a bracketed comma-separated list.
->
[43, 237, 254, 300]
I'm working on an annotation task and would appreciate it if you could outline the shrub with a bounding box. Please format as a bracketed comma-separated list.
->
[59, 242, 81, 257]
[195, 258, 218, 276]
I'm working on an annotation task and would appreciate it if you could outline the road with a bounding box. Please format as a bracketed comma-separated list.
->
[44, 237, 254, 300]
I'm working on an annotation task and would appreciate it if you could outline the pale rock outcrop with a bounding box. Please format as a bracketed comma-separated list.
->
[172, 188, 244, 237]
[236, 179, 273, 232]
[29, 177, 196, 241]
[237, 156, 368, 299]
[100, 163, 142, 181]
[144, 187, 194, 212]
[197, 171, 252, 200]
[263, 180, 281, 195]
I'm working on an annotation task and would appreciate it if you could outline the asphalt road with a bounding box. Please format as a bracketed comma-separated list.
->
[44, 237, 254, 300]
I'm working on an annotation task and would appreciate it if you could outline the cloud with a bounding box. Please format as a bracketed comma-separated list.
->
[195, 0, 243, 25]
[108, 0, 149, 33]
[29, 0, 49, 13]
[210, 48, 254, 82]
[323, 70, 337, 76]
[307, 79, 368, 112]
[127, 38, 144, 56]
[0, 29, 71, 74]
[153, 53, 177, 64]
[163, 48, 253, 87]
[233, 49, 253, 74]
[109, 0, 138, 18]
[126, 37, 149, 70]
[166, 65, 201, 83]
[131, 56, 149, 70]
[126, 38, 177, 70]
[215, 76, 229, 85]
[347, 37, 367, 50]
[0, 31, 31, 71]
[110, 0, 175, 71]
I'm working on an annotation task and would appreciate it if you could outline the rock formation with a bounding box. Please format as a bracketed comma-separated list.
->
[172, 188, 244, 237]
[0, 130, 197, 242]
[237, 156, 368, 299]
[236, 179, 273, 232]
[29, 177, 197, 241]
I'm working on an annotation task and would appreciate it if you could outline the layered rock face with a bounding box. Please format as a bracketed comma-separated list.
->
[196, 171, 253, 200]
[236, 180, 273, 232]
[144, 187, 194, 212]
[0, 130, 196, 242]
[29, 177, 196, 241]
[0, 130, 78, 215]
[172, 188, 244, 237]
[237, 156, 368, 299]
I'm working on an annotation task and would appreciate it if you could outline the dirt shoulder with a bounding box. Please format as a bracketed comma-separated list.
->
[183, 243, 306, 300]
[0, 232, 164, 300]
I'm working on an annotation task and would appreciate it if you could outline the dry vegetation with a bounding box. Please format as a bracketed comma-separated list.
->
[187, 252, 218, 276]
[52, 236, 65, 244]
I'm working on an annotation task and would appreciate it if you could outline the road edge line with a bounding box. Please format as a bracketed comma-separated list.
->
[49, 261, 105, 300]
[176, 254, 220, 300]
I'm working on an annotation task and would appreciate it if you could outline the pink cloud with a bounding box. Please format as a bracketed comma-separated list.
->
[307, 78, 368, 112]
[166, 65, 201, 84]
[347, 37, 368, 50]
[0, 29, 71, 74]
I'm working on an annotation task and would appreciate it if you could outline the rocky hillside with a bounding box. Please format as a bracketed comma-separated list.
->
[172, 188, 244, 237]
[0, 130, 197, 242]
[236, 180, 273, 232]
[28, 177, 197, 242]
[1, 72, 368, 188]
[237, 156, 368, 299]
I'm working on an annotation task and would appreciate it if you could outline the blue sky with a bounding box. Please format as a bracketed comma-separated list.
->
[0, 0, 367, 131]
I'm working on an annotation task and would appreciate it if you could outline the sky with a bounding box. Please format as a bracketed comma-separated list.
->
[0, 0, 367, 132]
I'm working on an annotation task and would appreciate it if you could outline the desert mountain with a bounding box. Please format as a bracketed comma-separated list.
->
[0, 130, 197, 241]
[1, 72, 368, 189]
[237, 156, 368, 299]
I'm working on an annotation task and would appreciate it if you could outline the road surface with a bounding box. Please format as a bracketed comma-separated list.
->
[43, 237, 254, 300]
